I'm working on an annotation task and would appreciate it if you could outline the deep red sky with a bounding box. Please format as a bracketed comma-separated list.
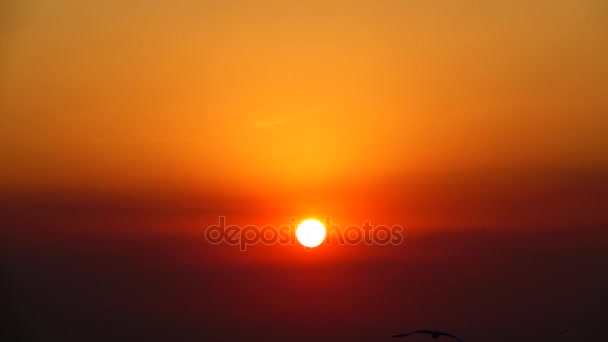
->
[1, 0, 608, 341]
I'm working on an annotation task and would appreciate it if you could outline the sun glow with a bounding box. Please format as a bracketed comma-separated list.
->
[296, 219, 326, 248]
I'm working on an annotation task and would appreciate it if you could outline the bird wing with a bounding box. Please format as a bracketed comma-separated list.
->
[437, 331, 464, 342]
[393, 330, 464, 342]
[392, 330, 433, 338]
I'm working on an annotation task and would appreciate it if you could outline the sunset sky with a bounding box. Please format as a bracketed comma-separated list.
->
[2, 1, 608, 341]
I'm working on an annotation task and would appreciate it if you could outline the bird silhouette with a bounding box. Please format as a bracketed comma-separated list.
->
[392, 329, 464, 342]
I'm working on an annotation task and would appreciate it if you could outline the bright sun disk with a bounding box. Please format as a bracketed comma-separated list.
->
[296, 219, 326, 248]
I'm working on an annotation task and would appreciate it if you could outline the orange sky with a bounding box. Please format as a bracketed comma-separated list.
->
[1, 0, 607, 229]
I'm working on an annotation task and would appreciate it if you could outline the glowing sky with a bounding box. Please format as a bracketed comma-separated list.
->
[1, 0, 607, 228]
[2, 3, 608, 340]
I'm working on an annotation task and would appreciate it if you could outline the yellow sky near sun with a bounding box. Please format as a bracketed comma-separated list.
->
[1, 0, 607, 197]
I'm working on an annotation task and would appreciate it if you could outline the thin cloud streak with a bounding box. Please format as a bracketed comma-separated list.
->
[254, 118, 287, 128]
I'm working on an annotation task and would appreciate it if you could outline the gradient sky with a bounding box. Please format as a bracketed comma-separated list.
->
[2, 1, 608, 341]
[2, 0, 607, 205]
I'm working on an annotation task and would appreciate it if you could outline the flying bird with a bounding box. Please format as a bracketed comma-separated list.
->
[392, 330, 464, 342]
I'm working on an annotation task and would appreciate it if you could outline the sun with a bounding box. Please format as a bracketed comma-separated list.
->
[296, 219, 326, 248]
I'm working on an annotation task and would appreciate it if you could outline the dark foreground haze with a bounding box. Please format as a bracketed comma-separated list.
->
[2, 200, 607, 342]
